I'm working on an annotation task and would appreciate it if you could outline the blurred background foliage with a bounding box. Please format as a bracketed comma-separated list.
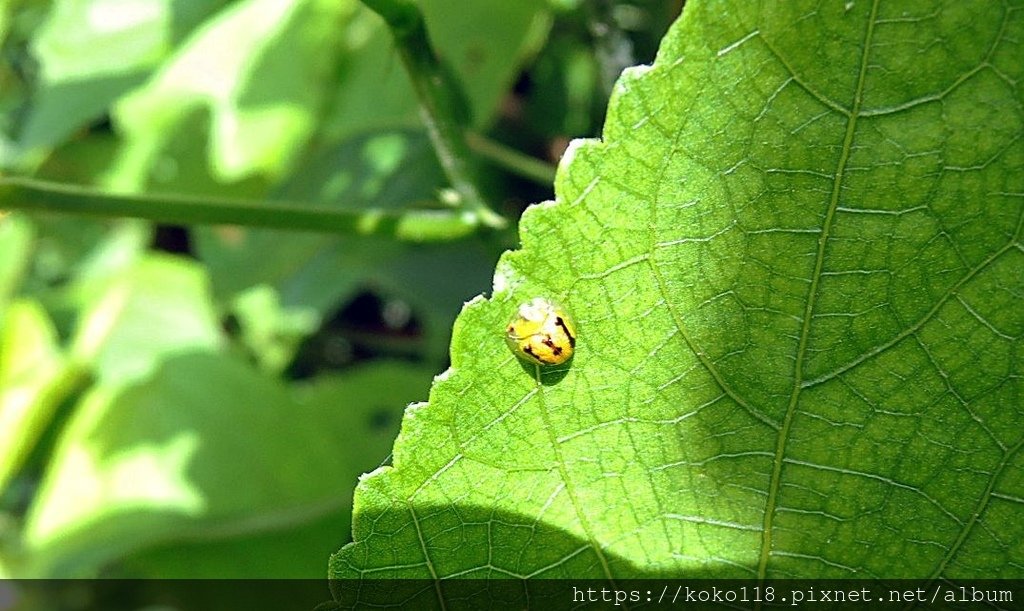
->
[0, 0, 681, 590]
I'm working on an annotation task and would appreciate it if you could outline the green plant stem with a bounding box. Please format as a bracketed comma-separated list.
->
[465, 132, 558, 186]
[0, 176, 477, 242]
[361, 0, 507, 229]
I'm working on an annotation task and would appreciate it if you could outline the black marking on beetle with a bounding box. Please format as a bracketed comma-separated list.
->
[556, 317, 576, 347]
[523, 344, 555, 364]
[541, 335, 563, 356]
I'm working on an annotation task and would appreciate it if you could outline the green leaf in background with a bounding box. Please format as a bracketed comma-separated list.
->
[23, 218, 151, 340]
[69, 254, 222, 384]
[109, 0, 352, 185]
[19, 0, 227, 155]
[117, 363, 428, 579]
[20, 357, 431, 577]
[1, 238, 437, 578]
[330, 0, 1024, 595]
[0, 300, 73, 495]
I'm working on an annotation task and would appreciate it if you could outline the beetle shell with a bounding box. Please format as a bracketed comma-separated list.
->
[505, 298, 576, 366]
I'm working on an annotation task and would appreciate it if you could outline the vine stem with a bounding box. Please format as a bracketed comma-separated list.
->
[361, 0, 507, 229]
[0, 176, 477, 242]
[465, 132, 558, 187]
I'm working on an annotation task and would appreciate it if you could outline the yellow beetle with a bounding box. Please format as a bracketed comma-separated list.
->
[505, 298, 576, 366]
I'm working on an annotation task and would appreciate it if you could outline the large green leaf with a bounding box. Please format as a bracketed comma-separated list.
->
[109, 0, 351, 185]
[330, 0, 1024, 594]
[20, 0, 226, 153]
[20, 359, 431, 577]
[116, 365, 427, 579]
[3, 232, 434, 578]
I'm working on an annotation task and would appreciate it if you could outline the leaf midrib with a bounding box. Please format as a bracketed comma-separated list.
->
[756, 0, 881, 579]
